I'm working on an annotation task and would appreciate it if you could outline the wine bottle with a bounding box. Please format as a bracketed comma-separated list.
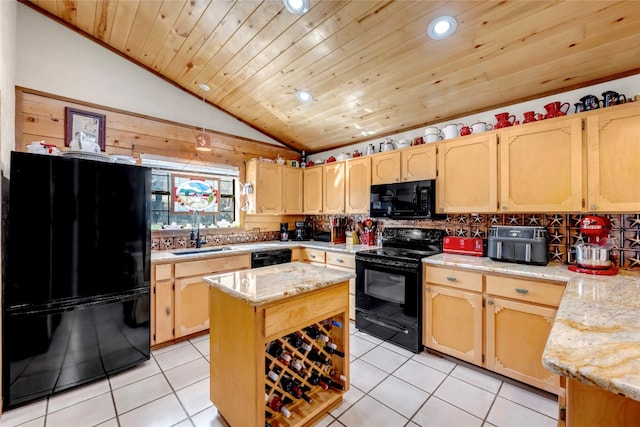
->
[307, 350, 329, 365]
[287, 333, 303, 349]
[266, 341, 284, 358]
[267, 369, 279, 383]
[267, 394, 291, 418]
[300, 342, 312, 352]
[324, 342, 345, 357]
[303, 326, 321, 339]
[278, 352, 292, 365]
[308, 373, 329, 390]
[321, 375, 345, 390]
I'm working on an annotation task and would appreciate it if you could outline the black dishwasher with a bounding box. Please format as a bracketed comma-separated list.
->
[251, 248, 292, 268]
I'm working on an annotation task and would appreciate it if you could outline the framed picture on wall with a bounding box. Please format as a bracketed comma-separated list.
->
[65, 107, 106, 151]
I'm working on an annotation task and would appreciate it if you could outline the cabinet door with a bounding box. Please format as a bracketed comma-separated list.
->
[154, 279, 174, 344]
[174, 277, 209, 338]
[586, 103, 640, 212]
[255, 162, 282, 214]
[345, 157, 371, 213]
[371, 152, 401, 184]
[485, 297, 561, 395]
[423, 284, 483, 366]
[303, 166, 323, 214]
[323, 162, 346, 214]
[402, 144, 436, 181]
[282, 166, 303, 214]
[437, 134, 498, 213]
[499, 116, 583, 212]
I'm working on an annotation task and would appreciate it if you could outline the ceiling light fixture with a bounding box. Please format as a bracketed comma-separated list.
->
[296, 90, 313, 103]
[283, 0, 309, 15]
[195, 83, 212, 152]
[427, 16, 457, 40]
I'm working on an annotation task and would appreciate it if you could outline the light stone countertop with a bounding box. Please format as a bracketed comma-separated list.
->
[151, 240, 380, 263]
[203, 261, 355, 305]
[423, 253, 640, 402]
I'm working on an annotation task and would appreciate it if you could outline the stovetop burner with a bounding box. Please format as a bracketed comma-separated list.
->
[356, 227, 445, 263]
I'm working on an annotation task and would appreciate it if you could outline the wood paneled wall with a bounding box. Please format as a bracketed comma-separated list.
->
[14, 87, 302, 231]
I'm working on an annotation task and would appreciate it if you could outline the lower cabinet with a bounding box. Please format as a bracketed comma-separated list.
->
[564, 378, 640, 427]
[423, 265, 565, 395]
[151, 253, 251, 346]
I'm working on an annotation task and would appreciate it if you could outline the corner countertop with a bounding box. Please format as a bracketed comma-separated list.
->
[423, 253, 640, 402]
[151, 240, 380, 263]
[203, 261, 355, 305]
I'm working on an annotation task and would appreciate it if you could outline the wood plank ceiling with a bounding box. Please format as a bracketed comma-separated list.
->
[21, 0, 640, 154]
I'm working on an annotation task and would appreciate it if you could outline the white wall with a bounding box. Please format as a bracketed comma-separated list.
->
[0, 0, 17, 172]
[311, 74, 640, 162]
[15, 3, 282, 147]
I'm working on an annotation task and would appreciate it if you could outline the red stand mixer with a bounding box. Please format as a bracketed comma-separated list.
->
[568, 215, 619, 275]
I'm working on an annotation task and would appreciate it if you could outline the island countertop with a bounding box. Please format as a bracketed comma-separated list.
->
[203, 261, 355, 305]
[423, 253, 640, 402]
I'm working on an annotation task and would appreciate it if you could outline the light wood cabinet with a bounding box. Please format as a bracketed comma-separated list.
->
[303, 166, 323, 214]
[586, 102, 640, 212]
[323, 162, 346, 214]
[345, 157, 371, 213]
[423, 265, 565, 395]
[282, 166, 303, 214]
[371, 145, 436, 185]
[152, 263, 174, 345]
[565, 378, 640, 427]
[485, 274, 564, 395]
[209, 281, 350, 427]
[423, 266, 483, 365]
[437, 133, 498, 213]
[499, 116, 583, 212]
[246, 160, 283, 214]
[371, 151, 401, 184]
[401, 144, 437, 182]
[151, 253, 251, 345]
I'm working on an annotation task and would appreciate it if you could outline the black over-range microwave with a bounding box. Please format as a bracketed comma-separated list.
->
[370, 179, 442, 220]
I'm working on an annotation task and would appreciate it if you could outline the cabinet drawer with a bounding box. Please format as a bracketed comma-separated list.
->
[175, 253, 251, 278]
[303, 248, 326, 263]
[486, 275, 565, 307]
[425, 266, 483, 292]
[263, 282, 348, 339]
[326, 252, 355, 269]
[155, 264, 172, 281]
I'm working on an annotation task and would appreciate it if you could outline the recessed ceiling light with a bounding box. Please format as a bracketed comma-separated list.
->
[427, 16, 457, 40]
[296, 90, 313, 103]
[283, 0, 309, 15]
[198, 83, 210, 92]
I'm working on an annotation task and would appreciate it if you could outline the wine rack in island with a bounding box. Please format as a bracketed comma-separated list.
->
[209, 281, 350, 427]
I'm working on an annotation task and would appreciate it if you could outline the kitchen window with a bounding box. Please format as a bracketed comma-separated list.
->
[142, 154, 239, 230]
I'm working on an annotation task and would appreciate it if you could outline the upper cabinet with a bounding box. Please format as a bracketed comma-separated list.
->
[499, 116, 583, 212]
[303, 166, 323, 214]
[437, 133, 498, 213]
[345, 157, 371, 214]
[371, 144, 436, 185]
[282, 166, 303, 214]
[245, 160, 282, 214]
[586, 102, 640, 212]
[323, 162, 346, 214]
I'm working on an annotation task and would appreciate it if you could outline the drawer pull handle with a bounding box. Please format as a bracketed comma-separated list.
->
[515, 288, 529, 294]
[446, 276, 457, 282]
[310, 254, 316, 258]
[487, 300, 494, 305]
[336, 258, 343, 263]
[425, 286, 430, 292]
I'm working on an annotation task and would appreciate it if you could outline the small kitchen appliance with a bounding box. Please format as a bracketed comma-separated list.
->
[443, 236, 487, 256]
[279, 222, 289, 241]
[487, 226, 549, 265]
[569, 215, 618, 275]
[294, 220, 312, 241]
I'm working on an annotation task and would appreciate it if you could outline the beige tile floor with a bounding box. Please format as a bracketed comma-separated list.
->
[0, 324, 558, 427]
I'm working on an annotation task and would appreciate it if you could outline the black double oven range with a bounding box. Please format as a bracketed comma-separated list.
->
[355, 228, 444, 353]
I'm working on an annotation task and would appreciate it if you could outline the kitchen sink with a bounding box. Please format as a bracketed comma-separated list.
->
[172, 246, 234, 255]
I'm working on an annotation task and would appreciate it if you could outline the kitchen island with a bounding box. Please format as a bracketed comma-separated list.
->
[423, 254, 640, 427]
[203, 262, 355, 427]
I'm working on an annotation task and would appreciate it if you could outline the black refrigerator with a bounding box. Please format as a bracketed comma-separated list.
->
[2, 152, 152, 410]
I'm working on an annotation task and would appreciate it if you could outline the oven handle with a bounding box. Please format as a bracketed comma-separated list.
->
[361, 314, 409, 334]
